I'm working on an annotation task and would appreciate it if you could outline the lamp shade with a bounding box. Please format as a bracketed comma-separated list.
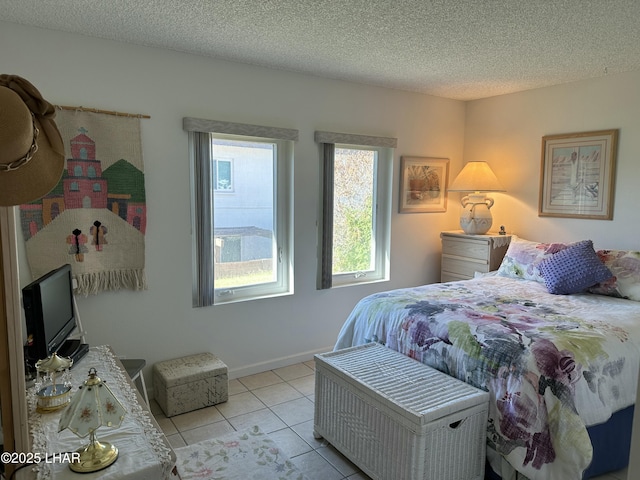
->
[448, 161, 505, 192]
[59, 369, 126, 437]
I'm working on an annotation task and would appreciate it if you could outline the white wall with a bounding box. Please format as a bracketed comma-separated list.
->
[0, 21, 465, 379]
[464, 71, 640, 249]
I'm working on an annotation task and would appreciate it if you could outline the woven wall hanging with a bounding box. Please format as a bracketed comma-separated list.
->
[20, 107, 149, 295]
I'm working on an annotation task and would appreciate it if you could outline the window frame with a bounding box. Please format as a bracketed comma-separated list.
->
[185, 117, 297, 306]
[315, 131, 395, 289]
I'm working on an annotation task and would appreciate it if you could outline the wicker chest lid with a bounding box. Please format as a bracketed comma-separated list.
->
[154, 352, 227, 388]
[316, 343, 489, 425]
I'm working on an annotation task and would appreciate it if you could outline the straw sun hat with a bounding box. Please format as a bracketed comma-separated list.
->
[0, 75, 64, 206]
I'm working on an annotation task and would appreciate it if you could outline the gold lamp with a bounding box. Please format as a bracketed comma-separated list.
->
[448, 161, 505, 235]
[58, 368, 126, 473]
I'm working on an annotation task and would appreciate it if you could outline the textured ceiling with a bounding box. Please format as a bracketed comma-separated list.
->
[2, 0, 640, 100]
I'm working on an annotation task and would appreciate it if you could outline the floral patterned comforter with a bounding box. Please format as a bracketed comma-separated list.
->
[334, 275, 640, 480]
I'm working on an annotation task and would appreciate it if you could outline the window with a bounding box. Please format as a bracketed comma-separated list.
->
[316, 131, 395, 288]
[213, 158, 233, 191]
[185, 117, 297, 306]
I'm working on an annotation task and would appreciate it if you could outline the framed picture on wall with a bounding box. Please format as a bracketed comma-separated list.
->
[539, 129, 618, 219]
[399, 156, 449, 213]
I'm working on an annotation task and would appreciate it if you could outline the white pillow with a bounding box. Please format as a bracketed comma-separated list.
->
[496, 236, 570, 283]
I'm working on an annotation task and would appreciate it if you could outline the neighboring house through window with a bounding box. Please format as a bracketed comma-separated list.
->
[213, 158, 233, 191]
[184, 117, 297, 306]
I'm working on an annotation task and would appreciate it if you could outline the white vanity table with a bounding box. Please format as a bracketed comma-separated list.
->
[18, 345, 176, 479]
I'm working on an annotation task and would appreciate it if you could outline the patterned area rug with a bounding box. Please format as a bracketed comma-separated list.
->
[174, 426, 307, 480]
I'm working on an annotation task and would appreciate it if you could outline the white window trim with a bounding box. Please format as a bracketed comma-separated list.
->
[315, 131, 395, 289]
[185, 117, 297, 306]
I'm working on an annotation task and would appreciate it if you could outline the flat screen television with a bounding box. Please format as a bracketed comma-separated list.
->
[22, 264, 79, 362]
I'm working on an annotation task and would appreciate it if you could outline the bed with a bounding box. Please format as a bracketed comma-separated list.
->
[334, 237, 640, 480]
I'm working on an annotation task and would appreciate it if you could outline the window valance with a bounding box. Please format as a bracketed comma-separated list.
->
[183, 117, 298, 141]
[314, 131, 397, 148]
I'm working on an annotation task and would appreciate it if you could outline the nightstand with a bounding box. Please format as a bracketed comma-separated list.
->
[440, 231, 511, 282]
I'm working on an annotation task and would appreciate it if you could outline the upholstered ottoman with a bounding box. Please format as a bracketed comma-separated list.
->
[314, 343, 489, 480]
[153, 353, 228, 417]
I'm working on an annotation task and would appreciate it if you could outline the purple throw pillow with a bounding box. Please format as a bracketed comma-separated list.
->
[538, 240, 613, 295]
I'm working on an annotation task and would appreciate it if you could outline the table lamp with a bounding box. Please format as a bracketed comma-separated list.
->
[448, 161, 505, 235]
[58, 368, 126, 473]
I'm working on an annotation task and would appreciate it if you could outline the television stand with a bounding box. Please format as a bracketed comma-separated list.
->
[57, 339, 89, 366]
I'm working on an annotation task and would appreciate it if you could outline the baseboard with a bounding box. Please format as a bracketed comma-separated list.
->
[227, 346, 334, 379]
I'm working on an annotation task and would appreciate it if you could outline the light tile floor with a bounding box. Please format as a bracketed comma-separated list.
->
[151, 360, 628, 480]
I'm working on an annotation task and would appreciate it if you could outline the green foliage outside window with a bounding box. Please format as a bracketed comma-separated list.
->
[333, 197, 373, 273]
[332, 147, 375, 275]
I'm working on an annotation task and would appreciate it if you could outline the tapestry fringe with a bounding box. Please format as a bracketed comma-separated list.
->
[74, 269, 147, 296]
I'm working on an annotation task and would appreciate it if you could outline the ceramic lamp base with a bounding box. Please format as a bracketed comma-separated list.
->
[459, 215, 493, 235]
[459, 193, 494, 235]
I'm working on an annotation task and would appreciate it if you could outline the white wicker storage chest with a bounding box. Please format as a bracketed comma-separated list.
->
[314, 343, 489, 480]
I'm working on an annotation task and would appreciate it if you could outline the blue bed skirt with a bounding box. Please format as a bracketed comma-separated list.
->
[486, 405, 634, 479]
